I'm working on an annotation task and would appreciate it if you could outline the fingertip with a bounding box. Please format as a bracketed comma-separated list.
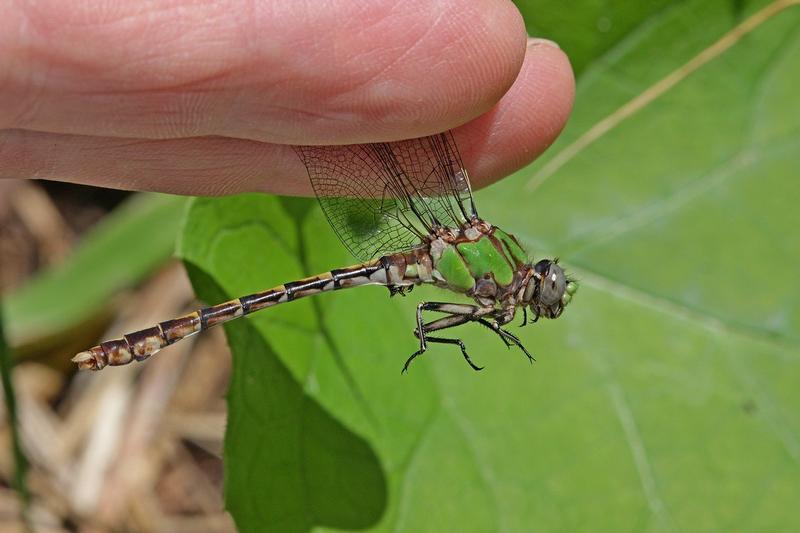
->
[454, 36, 575, 188]
[523, 38, 576, 144]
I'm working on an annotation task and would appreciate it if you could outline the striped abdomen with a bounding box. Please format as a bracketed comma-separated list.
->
[73, 258, 407, 371]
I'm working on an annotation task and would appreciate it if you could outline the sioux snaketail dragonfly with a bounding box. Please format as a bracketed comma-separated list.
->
[73, 131, 577, 373]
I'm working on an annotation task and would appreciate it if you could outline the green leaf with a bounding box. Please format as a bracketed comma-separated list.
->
[179, 197, 389, 532]
[4, 193, 186, 352]
[179, 1, 800, 531]
[514, 0, 679, 75]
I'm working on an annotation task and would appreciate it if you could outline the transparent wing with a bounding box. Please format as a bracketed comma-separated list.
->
[294, 131, 477, 261]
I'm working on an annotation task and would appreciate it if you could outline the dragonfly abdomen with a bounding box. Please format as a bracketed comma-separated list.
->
[73, 260, 393, 370]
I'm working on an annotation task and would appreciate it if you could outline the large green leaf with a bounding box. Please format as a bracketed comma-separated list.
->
[179, 0, 800, 530]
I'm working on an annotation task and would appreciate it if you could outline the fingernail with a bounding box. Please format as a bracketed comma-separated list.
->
[527, 37, 560, 50]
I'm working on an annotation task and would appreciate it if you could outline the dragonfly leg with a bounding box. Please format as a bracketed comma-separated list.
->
[478, 319, 535, 364]
[388, 285, 414, 297]
[418, 301, 487, 316]
[476, 319, 512, 348]
[404, 315, 470, 373]
[422, 336, 483, 371]
[410, 301, 484, 353]
[403, 303, 489, 373]
[403, 316, 482, 373]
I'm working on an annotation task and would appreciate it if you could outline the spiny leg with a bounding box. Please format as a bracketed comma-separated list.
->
[404, 302, 491, 373]
[411, 301, 486, 356]
[490, 308, 534, 362]
[476, 319, 512, 348]
[421, 336, 483, 371]
[404, 313, 474, 373]
[417, 301, 489, 317]
[387, 284, 414, 297]
[403, 302, 534, 373]
[471, 307, 532, 361]
[478, 318, 535, 364]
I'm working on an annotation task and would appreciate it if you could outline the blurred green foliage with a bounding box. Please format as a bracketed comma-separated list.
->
[4, 193, 185, 351]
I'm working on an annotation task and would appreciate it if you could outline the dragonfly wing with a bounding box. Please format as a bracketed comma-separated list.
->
[295, 131, 477, 261]
[294, 144, 423, 261]
[385, 131, 477, 228]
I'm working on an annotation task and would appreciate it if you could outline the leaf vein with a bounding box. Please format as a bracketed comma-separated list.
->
[569, 265, 800, 353]
[607, 383, 676, 531]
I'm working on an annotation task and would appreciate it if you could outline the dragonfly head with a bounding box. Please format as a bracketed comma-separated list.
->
[524, 259, 578, 320]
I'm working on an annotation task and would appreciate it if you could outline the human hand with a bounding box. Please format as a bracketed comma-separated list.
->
[0, 0, 574, 196]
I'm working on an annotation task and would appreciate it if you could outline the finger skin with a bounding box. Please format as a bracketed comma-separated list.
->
[0, 0, 526, 144]
[0, 41, 574, 195]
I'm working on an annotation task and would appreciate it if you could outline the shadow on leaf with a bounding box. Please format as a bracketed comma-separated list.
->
[184, 262, 387, 532]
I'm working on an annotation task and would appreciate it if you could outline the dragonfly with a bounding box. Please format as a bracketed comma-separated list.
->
[73, 131, 577, 373]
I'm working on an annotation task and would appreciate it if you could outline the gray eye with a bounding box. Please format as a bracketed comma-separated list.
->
[540, 264, 566, 305]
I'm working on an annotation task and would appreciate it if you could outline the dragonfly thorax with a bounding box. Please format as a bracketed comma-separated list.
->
[408, 221, 573, 317]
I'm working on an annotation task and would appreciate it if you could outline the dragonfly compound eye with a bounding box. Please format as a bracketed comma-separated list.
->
[539, 263, 566, 306]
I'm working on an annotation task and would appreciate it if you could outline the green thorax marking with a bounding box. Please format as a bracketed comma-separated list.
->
[436, 245, 476, 291]
[492, 227, 529, 266]
[456, 235, 515, 287]
[429, 226, 528, 292]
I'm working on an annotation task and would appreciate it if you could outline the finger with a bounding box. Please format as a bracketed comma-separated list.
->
[454, 38, 575, 189]
[1, 0, 526, 144]
[0, 40, 574, 195]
